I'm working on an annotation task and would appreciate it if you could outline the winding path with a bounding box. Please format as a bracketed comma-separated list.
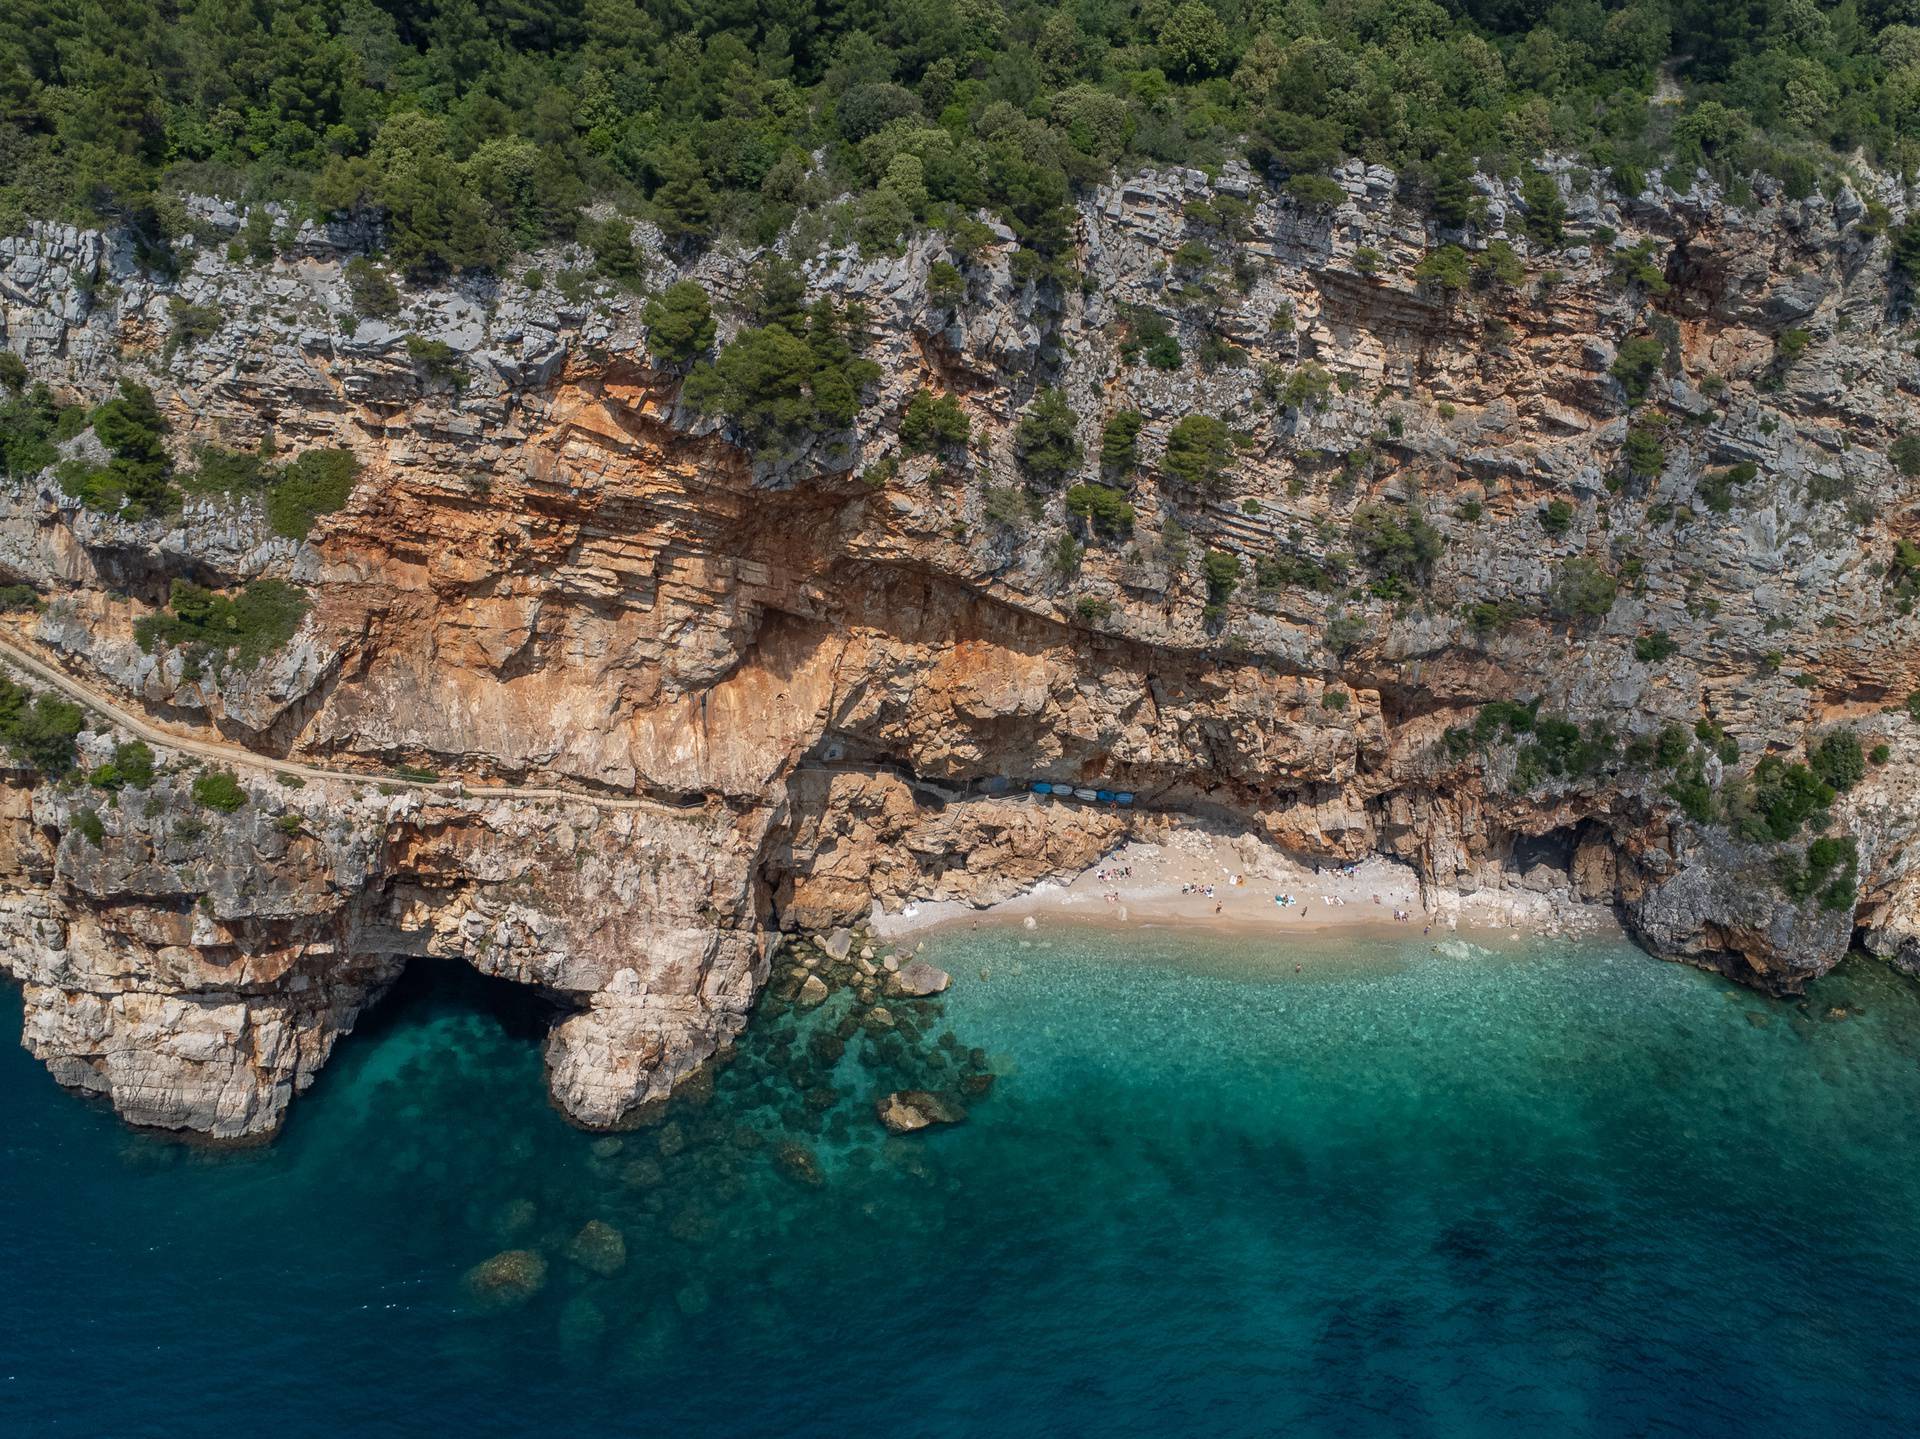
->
[0, 628, 699, 816]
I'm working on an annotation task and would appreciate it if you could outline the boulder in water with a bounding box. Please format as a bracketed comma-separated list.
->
[798, 974, 830, 1008]
[465, 1249, 548, 1308]
[823, 928, 854, 961]
[875, 1090, 967, 1134]
[892, 959, 951, 996]
[566, 1219, 628, 1276]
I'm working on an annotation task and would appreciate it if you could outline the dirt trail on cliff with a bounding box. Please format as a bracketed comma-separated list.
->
[0, 629, 696, 815]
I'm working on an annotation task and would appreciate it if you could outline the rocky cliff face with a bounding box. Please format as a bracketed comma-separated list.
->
[5, 158, 1920, 1137]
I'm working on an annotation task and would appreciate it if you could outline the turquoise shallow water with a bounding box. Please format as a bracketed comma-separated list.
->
[6, 927, 1920, 1436]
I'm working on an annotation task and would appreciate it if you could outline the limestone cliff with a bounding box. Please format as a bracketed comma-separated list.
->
[4, 157, 1920, 1137]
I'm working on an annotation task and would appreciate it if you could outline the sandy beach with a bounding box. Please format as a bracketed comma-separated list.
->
[870, 823, 1616, 945]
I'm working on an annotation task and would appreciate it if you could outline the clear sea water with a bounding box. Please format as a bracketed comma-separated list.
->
[6, 925, 1920, 1437]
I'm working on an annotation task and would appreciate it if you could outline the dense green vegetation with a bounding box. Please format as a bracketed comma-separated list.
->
[185, 444, 362, 537]
[1099, 411, 1144, 477]
[900, 389, 971, 453]
[0, 384, 86, 480]
[1547, 555, 1617, 620]
[682, 300, 877, 453]
[1014, 389, 1082, 486]
[191, 767, 248, 812]
[5, 1, 1910, 276]
[57, 381, 176, 518]
[89, 739, 156, 791]
[1064, 481, 1135, 538]
[1348, 502, 1441, 600]
[134, 577, 309, 668]
[71, 806, 105, 846]
[643, 280, 716, 365]
[0, 676, 84, 775]
[1161, 414, 1233, 490]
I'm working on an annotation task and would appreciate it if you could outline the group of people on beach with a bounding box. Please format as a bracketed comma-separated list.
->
[1094, 866, 1133, 881]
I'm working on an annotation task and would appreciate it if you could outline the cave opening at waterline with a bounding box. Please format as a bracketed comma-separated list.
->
[353, 958, 563, 1051]
[276, 955, 583, 1149]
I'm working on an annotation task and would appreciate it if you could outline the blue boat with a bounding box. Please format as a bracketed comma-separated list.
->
[1114, 793, 1135, 805]
[1031, 781, 1053, 794]
[1096, 790, 1115, 802]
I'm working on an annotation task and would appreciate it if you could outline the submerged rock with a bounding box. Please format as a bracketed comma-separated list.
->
[621, 1156, 665, 1189]
[464, 1249, 549, 1307]
[669, 1206, 718, 1246]
[676, 1064, 716, 1107]
[875, 1089, 968, 1134]
[566, 1219, 627, 1276]
[804, 1084, 839, 1112]
[493, 1198, 537, 1238]
[773, 1140, 825, 1187]
[558, 1296, 607, 1361]
[808, 1031, 846, 1066]
[797, 975, 830, 1008]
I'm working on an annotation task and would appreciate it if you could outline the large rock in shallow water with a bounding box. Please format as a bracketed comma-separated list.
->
[875, 1090, 967, 1134]
[891, 959, 951, 996]
[465, 1249, 549, 1307]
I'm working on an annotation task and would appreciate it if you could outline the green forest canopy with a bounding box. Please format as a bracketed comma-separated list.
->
[2, 1, 1917, 275]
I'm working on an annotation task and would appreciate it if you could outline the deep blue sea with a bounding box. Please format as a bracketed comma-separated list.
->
[6, 926, 1920, 1437]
